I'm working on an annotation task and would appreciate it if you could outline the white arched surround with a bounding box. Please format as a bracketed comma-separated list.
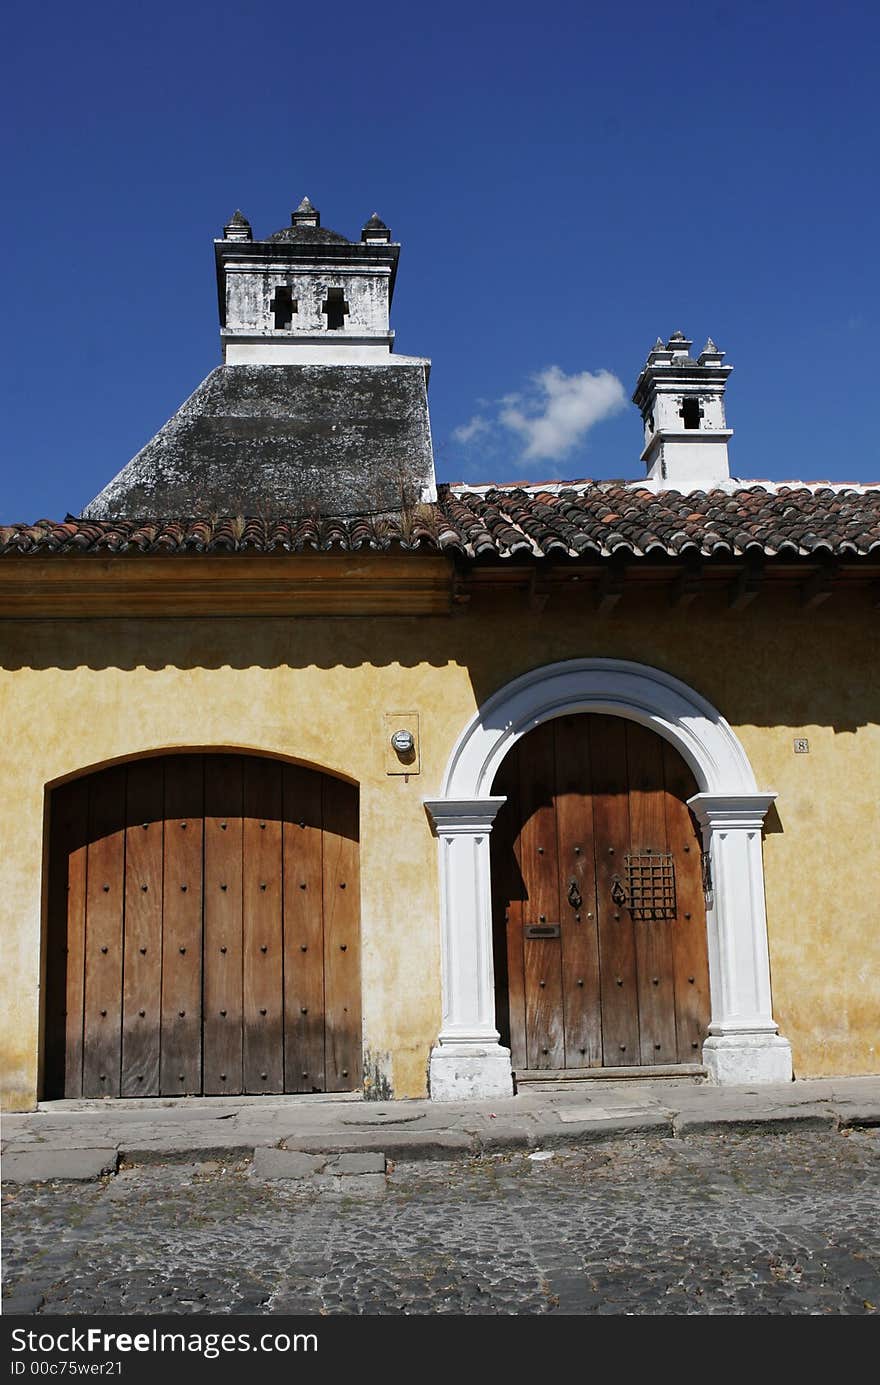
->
[424, 658, 792, 1100]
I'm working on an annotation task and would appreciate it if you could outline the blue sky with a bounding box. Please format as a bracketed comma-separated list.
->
[2, 0, 878, 522]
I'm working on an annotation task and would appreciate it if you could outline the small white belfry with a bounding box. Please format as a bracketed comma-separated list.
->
[633, 332, 733, 488]
[216, 197, 402, 366]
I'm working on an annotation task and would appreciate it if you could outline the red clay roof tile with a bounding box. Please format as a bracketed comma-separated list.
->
[1, 482, 879, 561]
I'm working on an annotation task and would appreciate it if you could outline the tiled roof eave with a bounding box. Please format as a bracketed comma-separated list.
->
[2, 478, 880, 558]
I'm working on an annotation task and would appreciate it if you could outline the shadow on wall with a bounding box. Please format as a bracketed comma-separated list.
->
[763, 802, 785, 835]
[1, 599, 877, 734]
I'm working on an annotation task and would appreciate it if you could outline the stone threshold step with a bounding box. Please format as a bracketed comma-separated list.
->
[515, 1063, 707, 1084]
[36, 1091, 364, 1113]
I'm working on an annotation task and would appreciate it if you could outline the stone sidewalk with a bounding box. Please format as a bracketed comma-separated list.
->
[3, 1074, 880, 1183]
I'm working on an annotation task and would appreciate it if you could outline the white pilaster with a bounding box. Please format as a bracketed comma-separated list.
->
[688, 793, 793, 1084]
[423, 798, 514, 1101]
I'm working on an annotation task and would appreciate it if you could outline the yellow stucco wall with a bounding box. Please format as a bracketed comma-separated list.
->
[1, 587, 878, 1109]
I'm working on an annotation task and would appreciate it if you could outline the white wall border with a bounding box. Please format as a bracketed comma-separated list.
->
[425, 658, 792, 1098]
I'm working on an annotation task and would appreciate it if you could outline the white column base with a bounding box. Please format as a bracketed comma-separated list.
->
[703, 1032, 793, 1085]
[429, 1042, 514, 1102]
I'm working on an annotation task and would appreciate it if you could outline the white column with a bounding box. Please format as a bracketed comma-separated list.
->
[688, 793, 793, 1084]
[423, 798, 514, 1101]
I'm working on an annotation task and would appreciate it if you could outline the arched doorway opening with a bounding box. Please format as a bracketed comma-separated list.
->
[490, 713, 709, 1075]
[44, 752, 360, 1099]
[426, 657, 791, 1100]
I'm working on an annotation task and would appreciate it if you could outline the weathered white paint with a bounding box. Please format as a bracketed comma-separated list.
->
[426, 658, 792, 1098]
[643, 432, 733, 488]
[224, 263, 393, 340]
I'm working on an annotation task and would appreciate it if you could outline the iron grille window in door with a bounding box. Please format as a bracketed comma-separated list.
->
[624, 852, 676, 920]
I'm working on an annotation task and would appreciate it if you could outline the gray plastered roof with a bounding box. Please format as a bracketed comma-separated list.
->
[81, 363, 435, 520]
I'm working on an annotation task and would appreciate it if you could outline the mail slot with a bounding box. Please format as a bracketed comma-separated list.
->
[524, 923, 561, 939]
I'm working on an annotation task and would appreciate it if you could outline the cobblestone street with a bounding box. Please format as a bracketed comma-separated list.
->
[3, 1129, 879, 1316]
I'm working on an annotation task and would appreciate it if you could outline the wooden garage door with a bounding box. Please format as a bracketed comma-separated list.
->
[44, 754, 361, 1098]
[491, 714, 710, 1073]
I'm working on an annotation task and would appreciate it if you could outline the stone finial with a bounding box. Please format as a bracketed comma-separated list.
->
[362, 212, 391, 244]
[223, 209, 252, 242]
[698, 338, 725, 365]
[667, 331, 692, 358]
[292, 196, 320, 228]
[647, 337, 674, 366]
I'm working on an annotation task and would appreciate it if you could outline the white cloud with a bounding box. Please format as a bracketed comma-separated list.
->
[452, 365, 626, 468]
[451, 414, 490, 445]
[499, 366, 626, 463]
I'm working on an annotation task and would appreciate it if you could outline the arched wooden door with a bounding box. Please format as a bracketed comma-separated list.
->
[490, 714, 710, 1073]
[44, 754, 361, 1098]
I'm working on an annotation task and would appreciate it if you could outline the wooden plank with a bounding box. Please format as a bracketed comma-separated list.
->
[282, 765, 325, 1093]
[243, 758, 284, 1093]
[0, 554, 455, 619]
[44, 779, 89, 1098]
[160, 756, 204, 1095]
[662, 742, 711, 1062]
[590, 717, 640, 1066]
[43, 791, 69, 1100]
[121, 761, 164, 1096]
[553, 715, 602, 1068]
[517, 721, 564, 1069]
[63, 782, 90, 1098]
[322, 776, 361, 1092]
[489, 752, 525, 1068]
[203, 756, 244, 1095]
[625, 722, 678, 1066]
[82, 768, 127, 1097]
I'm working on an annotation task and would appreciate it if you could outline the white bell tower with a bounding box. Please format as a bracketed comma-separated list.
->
[632, 332, 733, 488]
[215, 197, 403, 366]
